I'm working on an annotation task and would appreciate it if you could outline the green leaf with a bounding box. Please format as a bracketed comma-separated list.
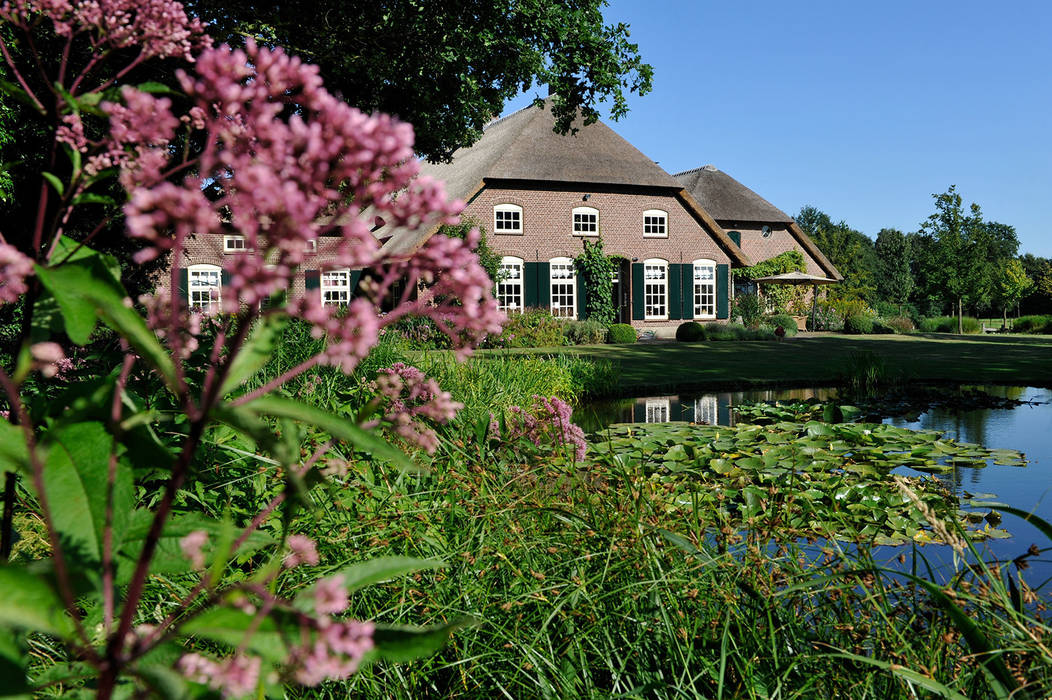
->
[41, 172, 64, 197]
[134, 81, 180, 95]
[369, 617, 477, 663]
[41, 422, 133, 566]
[0, 566, 73, 637]
[244, 396, 417, 472]
[180, 608, 290, 663]
[305, 557, 443, 605]
[221, 315, 289, 396]
[35, 240, 178, 391]
[0, 628, 30, 698]
[0, 423, 29, 478]
[0, 79, 43, 114]
[823, 652, 968, 700]
[71, 192, 116, 207]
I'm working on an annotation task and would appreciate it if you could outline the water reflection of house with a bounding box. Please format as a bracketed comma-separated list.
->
[632, 394, 734, 426]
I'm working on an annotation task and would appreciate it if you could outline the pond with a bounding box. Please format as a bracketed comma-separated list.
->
[579, 386, 1052, 582]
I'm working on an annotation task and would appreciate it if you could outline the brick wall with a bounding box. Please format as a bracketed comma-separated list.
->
[718, 221, 825, 277]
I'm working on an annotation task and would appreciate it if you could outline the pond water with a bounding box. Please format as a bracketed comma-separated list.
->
[579, 386, 1052, 583]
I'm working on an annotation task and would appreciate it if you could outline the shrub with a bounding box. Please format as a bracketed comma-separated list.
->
[871, 318, 895, 334]
[607, 323, 637, 344]
[563, 319, 608, 345]
[732, 293, 764, 328]
[486, 308, 566, 348]
[675, 321, 706, 342]
[806, 301, 844, 331]
[919, 316, 981, 334]
[765, 313, 799, 337]
[1014, 315, 1052, 333]
[884, 315, 916, 333]
[843, 314, 874, 334]
[703, 322, 776, 341]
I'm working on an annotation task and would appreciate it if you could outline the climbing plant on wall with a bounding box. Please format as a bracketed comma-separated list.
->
[733, 250, 807, 313]
[574, 238, 615, 324]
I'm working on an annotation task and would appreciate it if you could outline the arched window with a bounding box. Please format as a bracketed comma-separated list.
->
[692, 259, 716, 319]
[549, 256, 576, 318]
[643, 209, 668, 238]
[187, 264, 221, 314]
[572, 206, 599, 236]
[643, 258, 668, 320]
[493, 204, 523, 234]
[321, 268, 351, 306]
[497, 256, 524, 312]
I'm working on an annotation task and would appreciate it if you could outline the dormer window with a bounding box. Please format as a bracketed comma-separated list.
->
[223, 234, 250, 253]
[493, 204, 523, 234]
[643, 209, 667, 238]
[572, 206, 599, 236]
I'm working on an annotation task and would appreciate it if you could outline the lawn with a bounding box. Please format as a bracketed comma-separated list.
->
[482, 333, 1052, 394]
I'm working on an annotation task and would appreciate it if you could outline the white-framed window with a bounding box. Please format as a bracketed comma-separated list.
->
[493, 204, 523, 234]
[572, 206, 599, 236]
[645, 398, 670, 423]
[643, 209, 668, 238]
[321, 269, 351, 306]
[643, 258, 668, 320]
[694, 395, 718, 425]
[692, 259, 716, 319]
[187, 264, 221, 314]
[223, 234, 250, 253]
[305, 238, 318, 253]
[497, 256, 524, 312]
[549, 256, 576, 318]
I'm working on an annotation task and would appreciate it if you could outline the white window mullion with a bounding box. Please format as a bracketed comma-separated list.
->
[549, 257, 576, 318]
[497, 256, 524, 312]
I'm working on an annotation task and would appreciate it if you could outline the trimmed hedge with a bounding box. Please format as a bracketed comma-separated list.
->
[675, 321, 706, 342]
[1015, 315, 1052, 334]
[765, 313, 799, 337]
[918, 316, 981, 334]
[843, 315, 875, 334]
[607, 324, 637, 344]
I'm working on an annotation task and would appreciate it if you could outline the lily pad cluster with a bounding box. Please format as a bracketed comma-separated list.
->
[588, 419, 1026, 546]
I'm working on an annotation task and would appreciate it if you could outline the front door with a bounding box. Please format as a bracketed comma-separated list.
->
[611, 259, 632, 323]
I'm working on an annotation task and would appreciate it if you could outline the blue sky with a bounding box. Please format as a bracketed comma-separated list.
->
[501, 0, 1052, 257]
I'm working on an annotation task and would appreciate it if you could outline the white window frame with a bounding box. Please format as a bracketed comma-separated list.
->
[645, 398, 670, 423]
[643, 258, 668, 320]
[572, 206, 599, 236]
[223, 234, 251, 253]
[692, 259, 717, 319]
[643, 209, 668, 238]
[320, 268, 351, 306]
[549, 256, 576, 318]
[187, 264, 221, 314]
[493, 204, 523, 235]
[305, 238, 317, 253]
[497, 256, 524, 312]
[694, 395, 718, 425]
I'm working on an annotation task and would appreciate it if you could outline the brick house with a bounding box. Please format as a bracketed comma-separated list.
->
[673, 165, 841, 296]
[381, 102, 756, 331]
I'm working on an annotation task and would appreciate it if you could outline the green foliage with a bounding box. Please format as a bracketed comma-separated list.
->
[795, 206, 879, 302]
[675, 321, 705, 342]
[918, 316, 981, 334]
[562, 318, 607, 345]
[1014, 315, 1052, 333]
[884, 315, 916, 333]
[702, 322, 778, 341]
[843, 314, 874, 335]
[573, 239, 615, 325]
[606, 323, 636, 344]
[438, 217, 502, 285]
[765, 313, 798, 336]
[731, 292, 763, 327]
[485, 308, 565, 348]
[995, 258, 1033, 319]
[191, 0, 654, 161]
[733, 250, 807, 312]
[874, 228, 915, 305]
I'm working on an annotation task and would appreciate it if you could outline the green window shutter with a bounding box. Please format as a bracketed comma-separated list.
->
[668, 265, 681, 321]
[728, 230, 741, 247]
[349, 269, 362, 298]
[523, 263, 539, 308]
[631, 263, 644, 320]
[716, 264, 730, 319]
[537, 262, 550, 309]
[576, 272, 587, 320]
[177, 268, 189, 302]
[305, 270, 320, 294]
[682, 265, 693, 319]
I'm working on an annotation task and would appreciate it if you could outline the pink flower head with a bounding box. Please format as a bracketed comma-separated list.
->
[0, 243, 33, 304]
[29, 342, 66, 378]
[506, 396, 587, 461]
[314, 574, 348, 615]
[178, 652, 260, 698]
[284, 534, 319, 569]
[289, 620, 375, 686]
[371, 363, 463, 453]
[178, 529, 208, 569]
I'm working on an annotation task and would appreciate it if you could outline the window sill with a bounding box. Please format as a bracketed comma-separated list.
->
[642, 233, 668, 239]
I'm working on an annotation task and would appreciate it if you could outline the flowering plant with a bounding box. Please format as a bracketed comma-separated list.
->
[0, 1, 501, 697]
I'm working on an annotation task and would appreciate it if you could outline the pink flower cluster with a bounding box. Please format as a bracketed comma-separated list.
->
[30, 342, 72, 378]
[283, 534, 319, 569]
[177, 653, 260, 698]
[0, 0, 210, 61]
[178, 529, 208, 569]
[0, 242, 33, 304]
[505, 396, 588, 461]
[371, 363, 463, 453]
[289, 619, 375, 687]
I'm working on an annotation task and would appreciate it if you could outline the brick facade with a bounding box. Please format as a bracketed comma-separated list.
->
[718, 221, 824, 276]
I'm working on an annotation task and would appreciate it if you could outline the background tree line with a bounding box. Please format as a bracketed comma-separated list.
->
[796, 186, 1051, 330]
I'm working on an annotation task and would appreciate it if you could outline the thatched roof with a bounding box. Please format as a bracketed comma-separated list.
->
[673, 165, 794, 224]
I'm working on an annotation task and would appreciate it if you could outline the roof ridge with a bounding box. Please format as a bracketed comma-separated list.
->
[672, 164, 718, 177]
[482, 99, 544, 132]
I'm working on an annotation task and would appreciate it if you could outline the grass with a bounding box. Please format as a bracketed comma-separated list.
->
[489, 333, 1052, 395]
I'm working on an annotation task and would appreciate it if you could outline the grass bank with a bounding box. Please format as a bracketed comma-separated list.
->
[490, 333, 1052, 395]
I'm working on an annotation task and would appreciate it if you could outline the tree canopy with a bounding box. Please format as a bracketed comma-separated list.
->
[189, 0, 654, 161]
[795, 206, 877, 302]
